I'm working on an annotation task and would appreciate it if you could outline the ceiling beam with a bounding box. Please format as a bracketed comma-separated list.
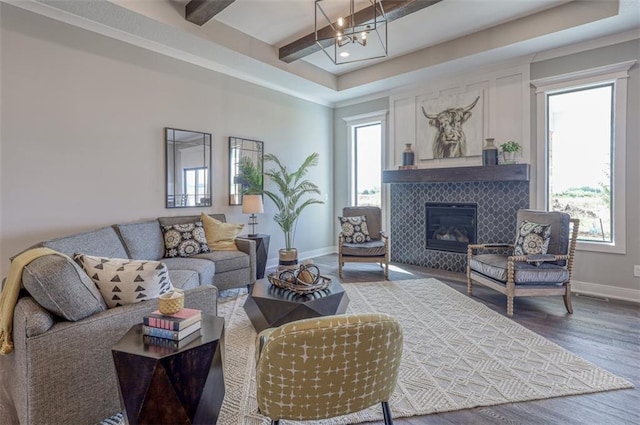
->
[186, 0, 236, 26]
[279, 0, 443, 63]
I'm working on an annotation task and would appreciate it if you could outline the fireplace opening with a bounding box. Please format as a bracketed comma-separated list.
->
[425, 203, 477, 253]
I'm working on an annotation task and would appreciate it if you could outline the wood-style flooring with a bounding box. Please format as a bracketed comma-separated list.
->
[300, 254, 640, 425]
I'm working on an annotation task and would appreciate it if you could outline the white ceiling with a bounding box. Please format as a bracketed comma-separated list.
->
[6, 0, 640, 106]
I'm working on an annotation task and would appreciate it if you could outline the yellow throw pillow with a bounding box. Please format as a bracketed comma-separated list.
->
[201, 213, 244, 251]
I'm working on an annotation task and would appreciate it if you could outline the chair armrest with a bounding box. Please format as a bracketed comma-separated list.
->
[14, 296, 56, 338]
[468, 243, 513, 251]
[380, 231, 388, 239]
[235, 237, 257, 284]
[508, 253, 570, 263]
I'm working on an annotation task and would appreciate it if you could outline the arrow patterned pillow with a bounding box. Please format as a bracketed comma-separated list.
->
[75, 254, 174, 308]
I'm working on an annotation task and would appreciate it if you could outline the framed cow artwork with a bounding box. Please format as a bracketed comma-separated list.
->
[417, 91, 484, 161]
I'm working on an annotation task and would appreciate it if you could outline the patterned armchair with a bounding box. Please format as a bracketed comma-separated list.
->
[255, 313, 403, 425]
[467, 209, 579, 317]
[338, 206, 389, 278]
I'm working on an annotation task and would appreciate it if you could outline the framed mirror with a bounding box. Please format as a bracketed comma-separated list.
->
[229, 137, 264, 205]
[166, 128, 212, 208]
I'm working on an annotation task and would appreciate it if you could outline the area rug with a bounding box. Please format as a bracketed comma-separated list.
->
[99, 278, 633, 425]
[215, 278, 632, 424]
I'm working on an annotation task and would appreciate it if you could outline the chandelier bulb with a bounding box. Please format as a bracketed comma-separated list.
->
[337, 17, 344, 27]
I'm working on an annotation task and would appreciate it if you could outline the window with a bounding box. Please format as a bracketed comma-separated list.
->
[184, 167, 208, 206]
[343, 110, 388, 209]
[547, 84, 613, 242]
[532, 60, 634, 253]
[354, 123, 382, 207]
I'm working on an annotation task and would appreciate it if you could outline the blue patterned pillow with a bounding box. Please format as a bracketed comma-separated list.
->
[161, 221, 210, 258]
[514, 220, 551, 265]
[339, 216, 371, 244]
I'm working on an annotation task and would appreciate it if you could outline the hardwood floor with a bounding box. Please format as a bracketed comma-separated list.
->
[303, 254, 640, 425]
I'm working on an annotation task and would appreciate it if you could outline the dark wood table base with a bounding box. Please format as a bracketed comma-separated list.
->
[244, 278, 349, 333]
[112, 316, 225, 425]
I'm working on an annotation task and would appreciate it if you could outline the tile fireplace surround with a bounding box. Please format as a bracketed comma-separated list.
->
[383, 164, 530, 273]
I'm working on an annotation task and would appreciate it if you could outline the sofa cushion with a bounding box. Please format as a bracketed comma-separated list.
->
[75, 254, 174, 308]
[201, 213, 243, 251]
[115, 220, 164, 261]
[168, 270, 200, 290]
[339, 216, 371, 244]
[43, 226, 128, 259]
[341, 240, 386, 257]
[193, 251, 250, 273]
[22, 254, 107, 321]
[161, 257, 216, 286]
[161, 222, 210, 258]
[470, 254, 569, 284]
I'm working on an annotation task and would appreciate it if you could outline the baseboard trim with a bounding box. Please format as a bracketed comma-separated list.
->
[571, 280, 640, 303]
[265, 246, 336, 270]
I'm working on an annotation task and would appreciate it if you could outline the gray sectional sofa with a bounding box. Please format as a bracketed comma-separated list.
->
[0, 213, 256, 425]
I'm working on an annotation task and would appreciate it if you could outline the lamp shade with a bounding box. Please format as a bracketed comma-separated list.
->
[242, 195, 264, 214]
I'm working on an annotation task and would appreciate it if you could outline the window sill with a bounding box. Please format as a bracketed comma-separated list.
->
[576, 240, 625, 255]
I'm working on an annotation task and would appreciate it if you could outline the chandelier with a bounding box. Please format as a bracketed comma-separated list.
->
[315, 0, 388, 65]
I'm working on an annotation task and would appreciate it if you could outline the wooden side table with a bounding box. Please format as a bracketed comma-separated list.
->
[111, 315, 225, 425]
[245, 233, 270, 279]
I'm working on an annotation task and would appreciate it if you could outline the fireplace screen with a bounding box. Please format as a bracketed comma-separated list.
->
[425, 203, 477, 253]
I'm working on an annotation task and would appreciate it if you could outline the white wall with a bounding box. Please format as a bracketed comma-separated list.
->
[0, 4, 334, 275]
[389, 64, 531, 169]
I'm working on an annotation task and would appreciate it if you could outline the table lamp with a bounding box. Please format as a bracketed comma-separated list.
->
[242, 195, 264, 237]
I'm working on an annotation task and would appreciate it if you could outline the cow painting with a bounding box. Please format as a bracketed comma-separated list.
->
[421, 95, 480, 159]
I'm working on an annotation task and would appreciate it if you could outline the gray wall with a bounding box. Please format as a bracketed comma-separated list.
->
[530, 39, 640, 293]
[0, 4, 333, 274]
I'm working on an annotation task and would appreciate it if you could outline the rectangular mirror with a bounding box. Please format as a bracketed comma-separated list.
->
[166, 128, 212, 208]
[229, 137, 264, 205]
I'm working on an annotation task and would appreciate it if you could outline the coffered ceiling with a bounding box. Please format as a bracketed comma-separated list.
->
[5, 0, 640, 106]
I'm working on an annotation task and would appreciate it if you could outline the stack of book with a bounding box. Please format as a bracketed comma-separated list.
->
[142, 307, 202, 350]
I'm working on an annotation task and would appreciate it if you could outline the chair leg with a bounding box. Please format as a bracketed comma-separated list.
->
[507, 296, 514, 317]
[563, 283, 574, 314]
[384, 260, 389, 279]
[381, 401, 393, 425]
[467, 275, 473, 295]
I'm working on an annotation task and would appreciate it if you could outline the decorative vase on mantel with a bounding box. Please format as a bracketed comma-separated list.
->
[402, 143, 415, 166]
[482, 138, 499, 166]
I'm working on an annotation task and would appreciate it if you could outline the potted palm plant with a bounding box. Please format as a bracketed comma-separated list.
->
[263, 152, 324, 266]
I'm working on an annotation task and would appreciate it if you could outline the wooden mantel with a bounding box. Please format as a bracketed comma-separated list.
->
[382, 163, 530, 184]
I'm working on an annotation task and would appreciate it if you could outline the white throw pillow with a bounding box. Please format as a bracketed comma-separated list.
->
[75, 254, 173, 308]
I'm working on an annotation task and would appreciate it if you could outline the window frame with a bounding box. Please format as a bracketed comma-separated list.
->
[343, 109, 389, 208]
[531, 60, 635, 254]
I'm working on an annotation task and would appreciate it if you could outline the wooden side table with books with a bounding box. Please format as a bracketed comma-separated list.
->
[111, 314, 225, 425]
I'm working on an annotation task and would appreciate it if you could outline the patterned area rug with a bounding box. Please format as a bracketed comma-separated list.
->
[101, 278, 633, 424]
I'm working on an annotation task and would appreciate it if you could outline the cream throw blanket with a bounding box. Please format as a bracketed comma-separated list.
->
[0, 247, 61, 355]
